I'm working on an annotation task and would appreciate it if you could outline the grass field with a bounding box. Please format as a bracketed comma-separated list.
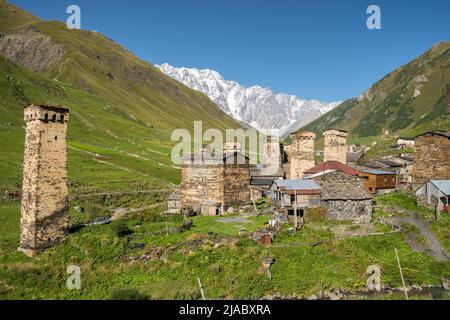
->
[1, 191, 449, 300]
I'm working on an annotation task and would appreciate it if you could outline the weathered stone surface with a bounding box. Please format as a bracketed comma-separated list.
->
[180, 151, 250, 214]
[412, 132, 450, 192]
[285, 131, 315, 179]
[324, 129, 347, 164]
[324, 199, 372, 223]
[0, 26, 65, 72]
[19, 105, 69, 256]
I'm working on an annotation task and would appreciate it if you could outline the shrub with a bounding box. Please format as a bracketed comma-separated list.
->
[306, 206, 326, 222]
[111, 219, 133, 237]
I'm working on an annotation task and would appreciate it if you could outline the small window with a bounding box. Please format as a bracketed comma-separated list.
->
[51, 114, 57, 122]
[44, 113, 49, 121]
[60, 115, 65, 122]
[55, 136, 58, 141]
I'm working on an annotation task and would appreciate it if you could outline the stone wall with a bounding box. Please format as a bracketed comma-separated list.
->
[286, 131, 315, 179]
[224, 164, 251, 209]
[412, 133, 450, 192]
[180, 164, 224, 211]
[19, 105, 69, 256]
[264, 136, 282, 169]
[324, 129, 348, 164]
[324, 199, 372, 223]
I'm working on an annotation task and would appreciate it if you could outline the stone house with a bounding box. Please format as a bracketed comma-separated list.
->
[180, 150, 251, 215]
[313, 171, 373, 223]
[250, 168, 285, 199]
[412, 131, 450, 192]
[416, 180, 450, 213]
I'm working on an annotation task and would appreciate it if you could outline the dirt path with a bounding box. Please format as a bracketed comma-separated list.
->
[389, 210, 449, 262]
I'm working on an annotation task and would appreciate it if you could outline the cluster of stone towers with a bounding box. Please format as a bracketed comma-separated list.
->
[19, 105, 70, 257]
[264, 128, 348, 179]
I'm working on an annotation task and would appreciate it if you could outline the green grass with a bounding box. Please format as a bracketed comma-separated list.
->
[1, 200, 449, 300]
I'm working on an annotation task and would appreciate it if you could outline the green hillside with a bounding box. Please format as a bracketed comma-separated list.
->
[301, 42, 450, 138]
[0, 1, 243, 202]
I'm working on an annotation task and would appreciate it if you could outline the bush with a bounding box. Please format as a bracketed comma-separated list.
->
[110, 288, 148, 300]
[111, 219, 133, 237]
[306, 206, 326, 222]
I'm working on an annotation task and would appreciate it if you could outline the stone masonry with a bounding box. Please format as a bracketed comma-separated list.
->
[411, 131, 450, 192]
[181, 150, 251, 214]
[285, 131, 316, 179]
[19, 105, 70, 256]
[324, 129, 348, 164]
[264, 135, 283, 169]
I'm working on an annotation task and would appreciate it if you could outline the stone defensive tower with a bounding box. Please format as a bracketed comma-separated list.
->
[19, 105, 70, 256]
[323, 129, 348, 164]
[264, 136, 282, 169]
[286, 131, 316, 179]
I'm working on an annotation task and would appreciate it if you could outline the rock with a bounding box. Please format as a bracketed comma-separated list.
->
[307, 295, 318, 300]
[441, 278, 450, 290]
[112, 208, 127, 221]
[74, 206, 84, 213]
[226, 207, 234, 213]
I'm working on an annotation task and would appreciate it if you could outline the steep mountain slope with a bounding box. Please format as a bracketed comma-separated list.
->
[0, 1, 244, 194]
[157, 63, 340, 137]
[301, 42, 450, 137]
[0, 1, 241, 135]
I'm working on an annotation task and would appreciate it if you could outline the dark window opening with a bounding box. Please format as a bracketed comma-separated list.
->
[55, 136, 58, 141]
[60, 115, 65, 122]
[44, 113, 49, 121]
[51, 114, 57, 122]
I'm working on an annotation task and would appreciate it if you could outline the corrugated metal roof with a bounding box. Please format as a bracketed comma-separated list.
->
[273, 179, 321, 190]
[359, 169, 396, 175]
[430, 180, 450, 196]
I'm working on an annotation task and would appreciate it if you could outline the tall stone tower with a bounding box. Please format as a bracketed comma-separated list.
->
[323, 129, 348, 164]
[19, 105, 70, 256]
[264, 136, 282, 169]
[286, 131, 316, 179]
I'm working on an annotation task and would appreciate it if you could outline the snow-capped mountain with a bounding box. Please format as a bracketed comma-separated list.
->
[156, 63, 341, 137]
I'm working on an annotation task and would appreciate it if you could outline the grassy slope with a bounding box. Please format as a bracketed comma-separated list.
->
[0, 1, 240, 135]
[301, 42, 450, 139]
[0, 1, 246, 198]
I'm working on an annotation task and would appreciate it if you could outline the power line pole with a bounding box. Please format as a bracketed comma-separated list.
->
[294, 190, 298, 231]
[197, 277, 206, 300]
[395, 248, 409, 300]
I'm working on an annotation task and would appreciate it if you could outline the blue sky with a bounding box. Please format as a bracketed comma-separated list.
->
[9, 0, 450, 102]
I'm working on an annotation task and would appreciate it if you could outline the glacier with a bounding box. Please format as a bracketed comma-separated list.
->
[156, 63, 341, 137]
